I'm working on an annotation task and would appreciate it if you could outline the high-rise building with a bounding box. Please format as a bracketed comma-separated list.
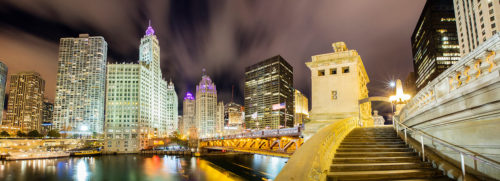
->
[196, 71, 218, 138]
[104, 22, 177, 153]
[305, 42, 371, 138]
[224, 102, 244, 134]
[53, 34, 107, 135]
[0, 62, 7, 123]
[294, 89, 309, 126]
[41, 100, 54, 134]
[178, 115, 183, 135]
[165, 81, 178, 135]
[454, 0, 500, 55]
[412, 0, 459, 90]
[4, 72, 45, 132]
[244, 55, 294, 129]
[404, 72, 417, 96]
[215, 101, 224, 135]
[183, 92, 196, 139]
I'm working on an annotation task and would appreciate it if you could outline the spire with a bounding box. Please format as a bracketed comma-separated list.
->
[202, 68, 206, 76]
[145, 19, 155, 36]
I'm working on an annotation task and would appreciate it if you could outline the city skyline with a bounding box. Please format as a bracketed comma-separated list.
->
[0, 0, 427, 111]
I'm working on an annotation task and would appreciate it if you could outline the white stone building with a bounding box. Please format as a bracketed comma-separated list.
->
[195, 72, 218, 138]
[104, 22, 177, 153]
[53, 34, 107, 136]
[182, 92, 196, 139]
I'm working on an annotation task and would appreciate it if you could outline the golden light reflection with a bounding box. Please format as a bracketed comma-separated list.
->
[197, 158, 243, 181]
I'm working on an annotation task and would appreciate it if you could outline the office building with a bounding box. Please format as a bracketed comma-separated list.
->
[412, 0, 460, 89]
[183, 92, 196, 139]
[294, 89, 309, 126]
[244, 55, 294, 129]
[104, 22, 177, 153]
[216, 101, 224, 135]
[53, 34, 107, 135]
[4, 72, 45, 132]
[454, 0, 500, 55]
[224, 102, 244, 134]
[0, 62, 7, 123]
[196, 71, 218, 138]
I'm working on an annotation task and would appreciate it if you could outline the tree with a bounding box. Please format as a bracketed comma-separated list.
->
[16, 131, 26, 137]
[27, 130, 41, 138]
[47, 130, 61, 138]
[0, 131, 9, 137]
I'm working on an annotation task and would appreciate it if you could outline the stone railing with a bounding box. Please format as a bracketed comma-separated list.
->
[275, 117, 358, 181]
[400, 33, 500, 121]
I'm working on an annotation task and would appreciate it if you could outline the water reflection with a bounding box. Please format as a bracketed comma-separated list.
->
[0, 154, 287, 181]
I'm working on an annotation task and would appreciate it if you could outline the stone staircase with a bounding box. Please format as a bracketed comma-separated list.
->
[327, 127, 453, 181]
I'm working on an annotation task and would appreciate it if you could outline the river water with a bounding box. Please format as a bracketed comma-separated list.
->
[0, 154, 288, 181]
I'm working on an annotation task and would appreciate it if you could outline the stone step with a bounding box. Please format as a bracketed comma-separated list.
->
[345, 136, 398, 139]
[347, 134, 398, 137]
[337, 148, 412, 152]
[340, 142, 405, 145]
[327, 169, 442, 181]
[330, 162, 432, 171]
[389, 176, 454, 181]
[332, 156, 420, 163]
[342, 138, 403, 142]
[335, 152, 416, 157]
[339, 145, 407, 149]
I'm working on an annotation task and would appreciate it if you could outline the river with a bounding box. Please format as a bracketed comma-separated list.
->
[0, 154, 288, 181]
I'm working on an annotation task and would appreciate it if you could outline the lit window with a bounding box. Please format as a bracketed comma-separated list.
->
[331, 90, 337, 100]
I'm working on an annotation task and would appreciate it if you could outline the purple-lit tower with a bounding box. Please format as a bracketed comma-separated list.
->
[183, 92, 196, 138]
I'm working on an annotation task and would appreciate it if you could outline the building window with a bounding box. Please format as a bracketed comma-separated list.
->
[342, 67, 350, 73]
[491, 16, 495, 21]
[318, 70, 325, 76]
[492, 23, 497, 28]
[330, 68, 337, 75]
[331, 90, 337, 100]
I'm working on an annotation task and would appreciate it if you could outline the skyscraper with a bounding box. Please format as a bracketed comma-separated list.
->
[165, 81, 178, 135]
[454, 0, 500, 55]
[412, 0, 459, 90]
[183, 92, 196, 139]
[294, 89, 309, 126]
[196, 71, 218, 138]
[104, 22, 177, 153]
[4, 72, 45, 132]
[53, 34, 107, 135]
[244, 55, 294, 129]
[224, 102, 244, 134]
[0, 62, 7, 123]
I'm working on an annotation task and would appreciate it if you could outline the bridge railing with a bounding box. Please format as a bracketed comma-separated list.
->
[400, 33, 500, 122]
[275, 117, 358, 181]
[394, 117, 500, 180]
[200, 127, 302, 141]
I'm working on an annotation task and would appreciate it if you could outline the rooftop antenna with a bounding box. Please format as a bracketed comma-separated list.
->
[202, 68, 206, 76]
[149, 19, 151, 27]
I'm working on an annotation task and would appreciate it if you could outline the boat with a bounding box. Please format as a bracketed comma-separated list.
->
[71, 149, 102, 156]
[6, 151, 70, 160]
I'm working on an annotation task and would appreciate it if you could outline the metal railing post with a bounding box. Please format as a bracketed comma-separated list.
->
[421, 135, 425, 162]
[461, 152, 466, 180]
[404, 128, 407, 145]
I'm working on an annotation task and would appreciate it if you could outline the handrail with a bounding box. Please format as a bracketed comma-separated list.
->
[275, 117, 358, 181]
[393, 118, 500, 179]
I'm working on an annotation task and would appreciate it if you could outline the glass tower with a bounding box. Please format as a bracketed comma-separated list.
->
[0, 62, 7, 124]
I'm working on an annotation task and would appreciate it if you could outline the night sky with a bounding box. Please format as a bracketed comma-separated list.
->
[0, 0, 426, 113]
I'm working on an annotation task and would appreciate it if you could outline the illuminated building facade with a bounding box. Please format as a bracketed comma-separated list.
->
[412, 0, 459, 90]
[293, 89, 309, 126]
[244, 55, 294, 129]
[182, 92, 196, 138]
[216, 101, 224, 135]
[53, 34, 107, 135]
[224, 102, 244, 134]
[41, 100, 54, 134]
[104, 22, 177, 153]
[4, 72, 45, 132]
[305, 42, 371, 135]
[454, 0, 500, 55]
[196, 72, 218, 138]
[0, 62, 7, 123]
[178, 115, 183, 135]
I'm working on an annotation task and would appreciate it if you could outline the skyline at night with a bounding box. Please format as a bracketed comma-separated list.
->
[0, 0, 426, 110]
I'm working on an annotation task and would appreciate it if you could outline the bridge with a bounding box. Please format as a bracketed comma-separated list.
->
[199, 127, 303, 157]
[274, 36, 500, 181]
